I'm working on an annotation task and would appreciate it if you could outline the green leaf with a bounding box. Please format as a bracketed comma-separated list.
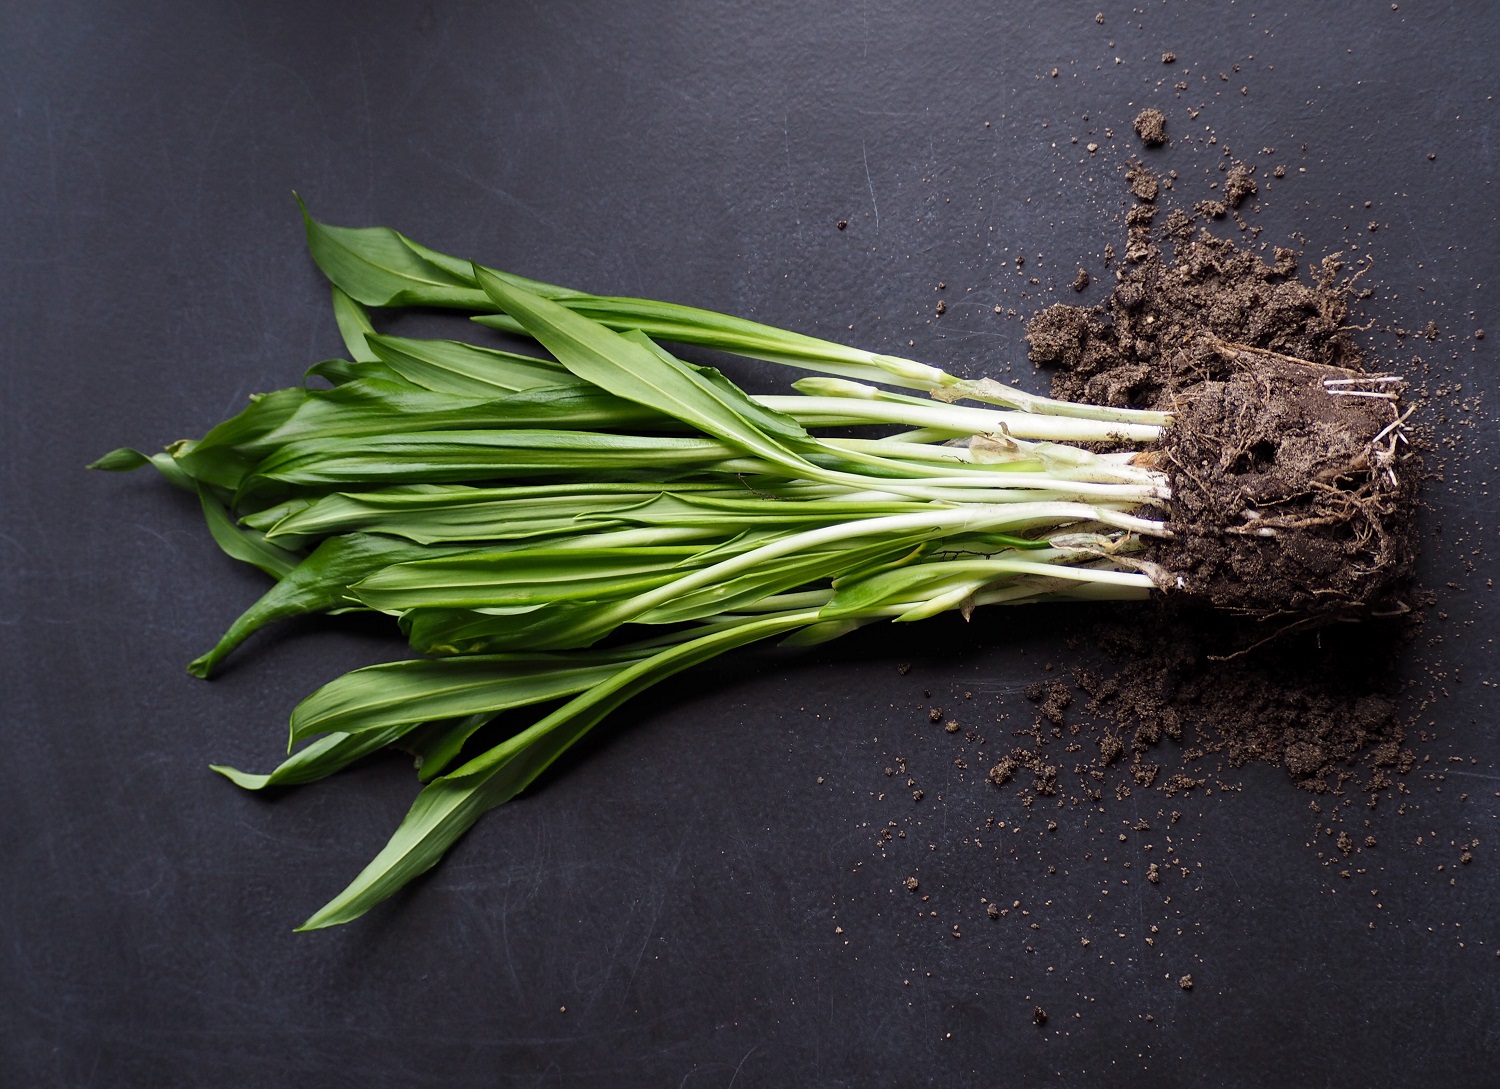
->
[289, 648, 650, 743]
[304, 357, 416, 387]
[171, 387, 312, 488]
[90, 444, 204, 498]
[472, 270, 822, 476]
[297, 196, 493, 309]
[211, 723, 416, 789]
[195, 483, 303, 580]
[365, 334, 579, 396]
[261, 483, 731, 545]
[351, 544, 714, 612]
[635, 536, 916, 624]
[88, 447, 153, 472]
[331, 287, 381, 362]
[297, 608, 819, 930]
[189, 381, 672, 488]
[241, 429, 743, 493]
[400, 713, 495, 782]
[623, 330, 813, 448]
[188, 533, 459, 677]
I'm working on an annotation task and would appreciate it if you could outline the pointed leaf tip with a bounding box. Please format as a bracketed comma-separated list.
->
[88, 447, 152, 472]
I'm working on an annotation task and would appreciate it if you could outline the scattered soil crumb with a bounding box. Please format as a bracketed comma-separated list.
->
[1223, 162, 1258, 207]
[1134, 108, 1168, 146]
[1126, 161, 1160, 202]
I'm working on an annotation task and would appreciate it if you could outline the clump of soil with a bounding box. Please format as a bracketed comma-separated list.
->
[1223, 162, 1257, 207]
[1027, 177, 1416, 617]
[1016, 169, 1421, 788]
[1152, 347, 1413, 616]
[1125, 160, 1159, 202]
[1134, 108, 1168, 146]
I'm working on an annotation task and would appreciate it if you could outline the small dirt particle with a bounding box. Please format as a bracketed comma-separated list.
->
[835, 219, 847, 230]
[1162, 51, 1176, 63]
[1034, 1005, 1049, 1026]
[1072, 268, 1091, 292]
[1179, 975, 1194, 991]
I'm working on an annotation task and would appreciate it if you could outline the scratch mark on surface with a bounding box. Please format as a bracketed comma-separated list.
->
[415, 147, 564, 232]
[726, 1045, 759, 1088]
[783, 107, 803, 245]
[1399, 202, 1435, 269]
[862, 140, 880, 237]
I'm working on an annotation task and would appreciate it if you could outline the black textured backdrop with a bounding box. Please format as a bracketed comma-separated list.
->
[4, 2, 1498, 1086]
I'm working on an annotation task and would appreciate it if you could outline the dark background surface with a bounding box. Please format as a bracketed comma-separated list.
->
[4, 2, 1498, 1085]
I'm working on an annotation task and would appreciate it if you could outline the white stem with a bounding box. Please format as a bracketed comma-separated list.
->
[759, 395, 1164, 443]
[594, 501, 1169, 635]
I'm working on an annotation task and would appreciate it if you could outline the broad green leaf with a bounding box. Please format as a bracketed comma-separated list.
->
[211, 723, 415, 789]
[352, 544, 714, 611]
[188, 533, 460, 677]
[400, 713, 495, 782]
[365, 334, 579, 396]
[88, 447, 155, 473]
[331, 287, 381, 362]
[196, 483, 302, 579]
[289, 648, 651, 742]
[623, 330, 813, 448]
[260, 482, 732, 544]
[242, 430, 743, 492]
[304, 356, 416, 388]
[167, 387, 310, 489]
[635, 536, 916, 625]
[297, 608, 819, 930]
[190, 381, 668, 483]
[298, 196, 493, 309]
[472, 270, 824, 478]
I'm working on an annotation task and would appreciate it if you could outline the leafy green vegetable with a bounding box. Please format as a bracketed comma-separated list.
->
[98, 203, 1179, 930]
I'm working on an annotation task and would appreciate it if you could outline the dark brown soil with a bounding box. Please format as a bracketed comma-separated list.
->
[1153, 347, 1414, 617]
[1014, 179, 1421, 789]
[1027, 189, 1416, 619]
[1067, 603, 1412, 793]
